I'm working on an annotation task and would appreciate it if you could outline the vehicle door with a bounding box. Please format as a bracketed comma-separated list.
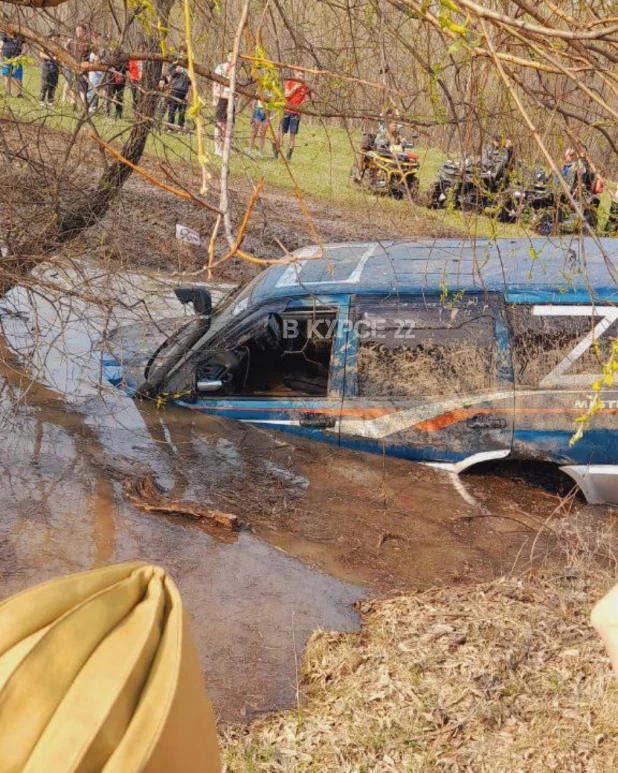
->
[340, 292, 515, 467]
[174, 295, 349, 444]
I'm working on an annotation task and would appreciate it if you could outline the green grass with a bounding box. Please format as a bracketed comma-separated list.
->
[0, 64, 577, 240]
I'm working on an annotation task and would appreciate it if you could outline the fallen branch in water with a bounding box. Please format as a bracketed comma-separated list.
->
[124, 474, 239, 532]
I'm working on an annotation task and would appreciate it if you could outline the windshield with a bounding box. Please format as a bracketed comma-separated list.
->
[202, 274, 261, 343]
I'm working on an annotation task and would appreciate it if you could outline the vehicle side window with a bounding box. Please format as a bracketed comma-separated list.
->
[354, 295, 499, 399]
[507, 305, 616, 388]
[195, 304, 339, 398]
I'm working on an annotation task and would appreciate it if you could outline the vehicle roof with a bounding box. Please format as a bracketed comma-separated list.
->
[249, 238, 618, 305]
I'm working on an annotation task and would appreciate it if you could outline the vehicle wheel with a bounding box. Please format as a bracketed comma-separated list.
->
[460, 188, 484, 213]
[427, 182, 444, 209]
[536, 212, 555, 236]
[497, 206, 516, 224]
[606, 218, 618, 236]
[349, 159, 363, 185]
[584, 207, 598, 230]
[407, 176, 420, 200]
[140, 316, 210, 398]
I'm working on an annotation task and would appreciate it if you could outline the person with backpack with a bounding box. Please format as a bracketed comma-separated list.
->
[167, 61, 191, 130]
[39, 33, 60, 106]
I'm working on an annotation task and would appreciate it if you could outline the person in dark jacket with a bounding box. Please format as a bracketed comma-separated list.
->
[167, 62, 191, 130]
[39, 33, 60, 105]
[106, 59, 127, 120]
[1, 33, 25, 97]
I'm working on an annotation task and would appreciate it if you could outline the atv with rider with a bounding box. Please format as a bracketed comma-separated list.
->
[350, 112, 421, 200]
[428, 137, 515, 218]
[531, 149, 602, 235]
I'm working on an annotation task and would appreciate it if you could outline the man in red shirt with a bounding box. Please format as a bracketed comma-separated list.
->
[274, 69, 310, 161]
[128, 58, 143, 113]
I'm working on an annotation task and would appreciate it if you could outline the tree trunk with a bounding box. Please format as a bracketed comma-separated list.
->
[57, 5, 174, 239]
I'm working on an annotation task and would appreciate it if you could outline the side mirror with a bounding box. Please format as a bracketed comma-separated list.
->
[196, 379, 223, 394]
[175, 286, 212, 316]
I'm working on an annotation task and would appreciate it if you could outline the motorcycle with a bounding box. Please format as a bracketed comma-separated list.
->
[350, 132, 421, 200]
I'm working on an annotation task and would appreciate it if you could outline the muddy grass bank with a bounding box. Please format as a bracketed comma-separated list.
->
[221, 530, 618, 772]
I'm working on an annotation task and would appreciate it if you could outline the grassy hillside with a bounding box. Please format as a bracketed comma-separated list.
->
[2, 65, 526, 240]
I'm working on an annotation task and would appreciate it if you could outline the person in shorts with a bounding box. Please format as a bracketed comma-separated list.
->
[248, 94, 270, 156]
[213, 52, 233, 156]
[1, 33, 25, 98]
[274, 70, 310, 161]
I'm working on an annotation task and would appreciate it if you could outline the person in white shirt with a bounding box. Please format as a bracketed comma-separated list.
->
[213, 52, 233, 156]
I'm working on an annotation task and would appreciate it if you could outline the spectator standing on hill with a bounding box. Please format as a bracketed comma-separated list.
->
[64, 25, 91, 108]
[128, 58, 143, 113]
[106, 58, 127, 120]
[87, 48, 104, 113]
[248, 92, 270, 156]
[213, 52, 233, 156]
[274, 69, 310, 161]
[39, 33, 60, 106]
[157, 68, 171, 121]
[167, 61, 191, 130]
[1, 33, 25, 98]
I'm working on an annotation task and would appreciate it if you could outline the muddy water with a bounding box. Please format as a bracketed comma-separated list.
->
[0, 380, 571, 721]
[0, 261, 604, 722]
[0, 394, 366, 721]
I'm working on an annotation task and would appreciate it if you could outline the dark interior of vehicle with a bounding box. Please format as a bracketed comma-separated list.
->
[195, 309, 337, 398]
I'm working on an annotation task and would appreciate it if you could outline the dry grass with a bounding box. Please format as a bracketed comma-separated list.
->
[358, 341, 495, 399]
[221, 523, 618, 772]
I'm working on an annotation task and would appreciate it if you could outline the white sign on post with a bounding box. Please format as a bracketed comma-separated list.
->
[176, 224, 201, 246]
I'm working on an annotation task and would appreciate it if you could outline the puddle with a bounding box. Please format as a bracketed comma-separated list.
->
[0, 259, 602, 721]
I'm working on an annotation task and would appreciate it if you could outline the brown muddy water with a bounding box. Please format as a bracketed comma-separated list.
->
[0, 261, 613, 722]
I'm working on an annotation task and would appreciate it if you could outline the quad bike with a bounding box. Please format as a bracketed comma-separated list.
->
[499, 168, 554, 224]
[534, 194, 600, 236]
[351, 132, 421, 200]
[428, 149, 513, 219]
[528, 168, 601, 235]
[427, 157, 472, 209]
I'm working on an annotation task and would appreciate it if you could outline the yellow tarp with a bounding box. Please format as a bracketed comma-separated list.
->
[0, 562, 220, 772]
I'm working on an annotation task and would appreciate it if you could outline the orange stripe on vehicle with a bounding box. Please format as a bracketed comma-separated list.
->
[415, 407, 618, 432]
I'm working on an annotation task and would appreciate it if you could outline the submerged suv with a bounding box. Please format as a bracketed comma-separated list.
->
[103, 238, 618, 504]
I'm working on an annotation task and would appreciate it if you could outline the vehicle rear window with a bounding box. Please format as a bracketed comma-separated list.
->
[354, 295, 499, 399]
[507, 305, 617, 388]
